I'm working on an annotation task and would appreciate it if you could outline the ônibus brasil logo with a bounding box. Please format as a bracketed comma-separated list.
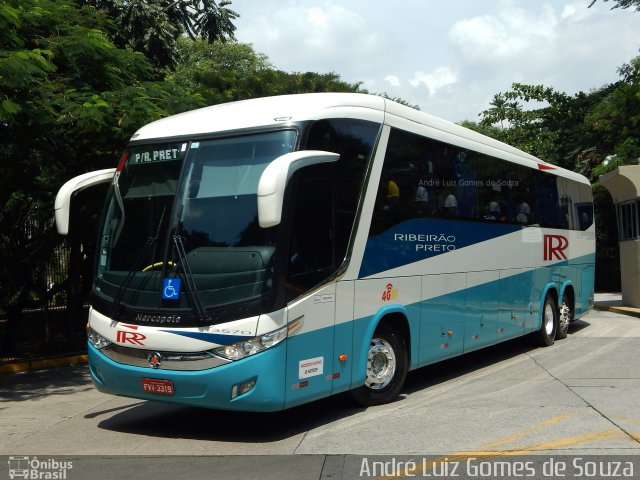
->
[7, 456, 73, 479]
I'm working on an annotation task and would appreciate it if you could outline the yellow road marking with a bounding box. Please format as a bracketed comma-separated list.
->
[480, 412, 575, 450]
[375, 411, 629, 480]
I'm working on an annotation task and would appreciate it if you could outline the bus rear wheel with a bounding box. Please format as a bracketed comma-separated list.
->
[557, 291, 574, 340]
[538, 294, 558, 346]
[350, 324, 408, 406]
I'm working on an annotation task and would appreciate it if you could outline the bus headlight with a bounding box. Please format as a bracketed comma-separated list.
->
[87, 325, 112, 350]
[214, 318, 302, 361]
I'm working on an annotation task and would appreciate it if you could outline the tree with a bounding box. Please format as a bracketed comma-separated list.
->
[79, 0, 239, 69]
[478, 83, 610, 171]
[586, 56, 640, 178]
[477, 53, 640, 292]
[0, 0, 204, 351]
[168, 39, 366, 105]
[588, 0, 640, 11]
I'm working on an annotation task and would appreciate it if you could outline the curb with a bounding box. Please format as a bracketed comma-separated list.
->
[0, 354, 88, 374]
[593, 303, 640, 318]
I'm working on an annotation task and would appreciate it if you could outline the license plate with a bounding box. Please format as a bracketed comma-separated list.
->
[142, 378, 174, 396]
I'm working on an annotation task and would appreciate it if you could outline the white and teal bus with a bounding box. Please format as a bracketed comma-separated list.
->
[55, 93, 595, 410]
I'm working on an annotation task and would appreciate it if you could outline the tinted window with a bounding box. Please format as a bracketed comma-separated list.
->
[370, 127, 592, 236]
[284, 118, 380, 296]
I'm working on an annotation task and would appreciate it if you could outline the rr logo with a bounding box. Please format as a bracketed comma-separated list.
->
[116, 330, 147, 345]
[543, 234, 568, 261]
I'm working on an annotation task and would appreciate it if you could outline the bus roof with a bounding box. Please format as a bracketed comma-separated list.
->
[131, 93, 385, 141]
[130, 92, 589, 185]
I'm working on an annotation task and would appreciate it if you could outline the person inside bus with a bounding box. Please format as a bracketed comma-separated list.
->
[483, 201, 501, 221]
[386, 180, 400, 209]
[414, 184, 429, 216]
[371, 178, 403, 234]
[516, 202, 530, 224]
[442, 194, 458, 218]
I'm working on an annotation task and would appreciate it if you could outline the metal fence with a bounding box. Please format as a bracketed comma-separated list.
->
[0, 229, 89, 365]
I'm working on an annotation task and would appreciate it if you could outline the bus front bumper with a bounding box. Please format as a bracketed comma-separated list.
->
[87, 342, 287, 412]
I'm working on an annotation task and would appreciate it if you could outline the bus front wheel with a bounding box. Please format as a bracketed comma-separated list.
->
[538, 294, 558, 347]
[350, 324, 408, 406]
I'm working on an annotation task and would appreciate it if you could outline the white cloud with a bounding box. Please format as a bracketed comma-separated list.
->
[236, 3, 381, 76]
[233, 0, 640, 122]
[384, 75, 401, 87]
[448, 2, 558, 62]
[307, 7, 328, 27]
[561, 1, 597, 23]
[409, 67, 458, 97]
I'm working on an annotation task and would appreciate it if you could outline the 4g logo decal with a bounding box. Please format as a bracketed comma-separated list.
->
[543, 234, 568, 261]
[381, 283, 399, 301]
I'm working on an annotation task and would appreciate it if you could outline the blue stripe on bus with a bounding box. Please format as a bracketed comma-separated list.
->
[359, 218, 521, 278]
[160, 330, 250, 345]
[353, 252, 595, 381]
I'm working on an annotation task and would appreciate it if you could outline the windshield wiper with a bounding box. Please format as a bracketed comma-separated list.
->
[109, 236, 156, 320]
[172, 234, 209, 324]
[109, 207, 167, 320]
[112, 171, 126, 246]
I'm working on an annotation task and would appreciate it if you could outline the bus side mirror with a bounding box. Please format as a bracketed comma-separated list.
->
[54, 168, 116, 235]
[257, 150, 339, 228]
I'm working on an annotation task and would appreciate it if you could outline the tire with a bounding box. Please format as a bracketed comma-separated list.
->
[538, 294, 558, 346]
[557, 292, 573, 340]
[350, 324, 408, 406]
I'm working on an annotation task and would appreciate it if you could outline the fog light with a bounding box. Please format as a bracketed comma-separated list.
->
[231, 379, 256, 399]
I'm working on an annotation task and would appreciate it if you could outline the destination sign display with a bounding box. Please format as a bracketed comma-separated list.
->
[129, 143, 187, 165]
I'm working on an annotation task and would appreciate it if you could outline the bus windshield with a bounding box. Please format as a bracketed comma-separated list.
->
[94, 130, 297, 323]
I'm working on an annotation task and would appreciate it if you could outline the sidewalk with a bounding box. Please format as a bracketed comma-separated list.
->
[594, 292, 640, 318]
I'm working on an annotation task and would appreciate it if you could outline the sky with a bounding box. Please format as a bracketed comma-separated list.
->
[231, 0, 640, 123]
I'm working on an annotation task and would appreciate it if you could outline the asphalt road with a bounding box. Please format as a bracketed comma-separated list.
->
[1, 307, 639, 479]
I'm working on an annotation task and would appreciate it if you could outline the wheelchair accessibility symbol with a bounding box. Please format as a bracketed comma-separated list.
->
[162, 278, 181, 300]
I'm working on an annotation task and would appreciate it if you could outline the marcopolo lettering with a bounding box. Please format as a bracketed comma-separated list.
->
[134, 313, 182, 324]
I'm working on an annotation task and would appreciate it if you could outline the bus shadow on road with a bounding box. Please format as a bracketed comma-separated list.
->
[404, 318, 591, 396]
[95, 320, 590, 442]
[95, 392, 366, 443]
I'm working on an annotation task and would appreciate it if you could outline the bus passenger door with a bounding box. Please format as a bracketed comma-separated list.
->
[284, 284, 336, 409]
[420, 273, 466, 365]
[498, 269, 532, 340]
[282, 173, 338, 408]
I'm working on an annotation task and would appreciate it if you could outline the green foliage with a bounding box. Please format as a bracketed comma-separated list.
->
[458, 120, 506, 141]
[479, 54, 640, 292]
[0, 0, 204, 318]
[79, 0, 239, 69]
[589, 0, 640, 11]
[479, 54, 640, 182]
[479, 83, 607, 171]
[371, 93, 420, 110]
[168, 39, 366, 105]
